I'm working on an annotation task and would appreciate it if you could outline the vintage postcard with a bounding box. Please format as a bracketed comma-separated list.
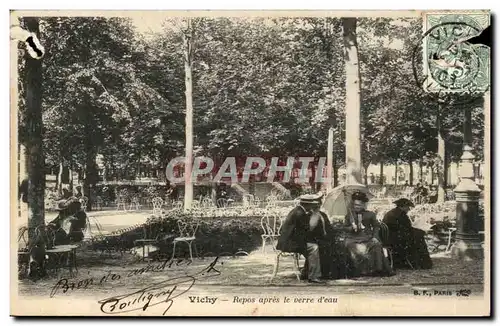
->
[10, 10, 491, 316]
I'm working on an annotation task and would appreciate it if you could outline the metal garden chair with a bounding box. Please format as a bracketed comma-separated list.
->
[171, 219, 200, 261]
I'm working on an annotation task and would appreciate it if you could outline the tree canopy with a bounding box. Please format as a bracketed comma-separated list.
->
[17, 16, 485, 186]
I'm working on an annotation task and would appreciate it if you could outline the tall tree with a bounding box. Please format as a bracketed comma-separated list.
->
[342, 18, 362, 184]
[22, 17, 46, 244]
[183, 18, 195, 210]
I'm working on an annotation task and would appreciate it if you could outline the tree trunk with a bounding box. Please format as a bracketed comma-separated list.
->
[56, 162, 63, 195]
[333, 155, 339, 187]
[418, 159, 423, 183]
[183, 19, 194, 211]
[443, 152, 449, 188]
[437, 108, 446, 203]
[409, 159, 414, 186]
[395, 160, 399, 185]
[211, 183, 217, 205]
[309, 162, 316, 190]
[326, 128, 333, 192]
[342, 18, 362, 185]
[83, 105, 98, 211]
[363, 166, 368, 185]
[379, 161, 384, 185]
[83, 151, 97, 211]
[24, 17, 46, 246]
[69, 162, 74, 191]
[137, 156, 141, 179]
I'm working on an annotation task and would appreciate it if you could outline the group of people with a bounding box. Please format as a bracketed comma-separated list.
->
[277, 191, 432, 283]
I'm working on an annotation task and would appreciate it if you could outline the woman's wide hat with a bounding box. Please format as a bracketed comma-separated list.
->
[351, 191, 369, 203]
[55, 197, 80, 211]
[393, 198, 415, 207]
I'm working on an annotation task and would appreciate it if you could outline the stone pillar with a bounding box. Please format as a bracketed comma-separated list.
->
[452, 103, 484, 260]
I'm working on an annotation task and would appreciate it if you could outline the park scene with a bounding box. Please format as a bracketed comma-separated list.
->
[14, 14, 487, 305]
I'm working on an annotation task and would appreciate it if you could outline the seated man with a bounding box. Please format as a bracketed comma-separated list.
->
[382, 198, 432, 269]
[276, 193, 326, 283]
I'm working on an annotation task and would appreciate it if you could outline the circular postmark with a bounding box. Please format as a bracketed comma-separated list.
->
[428, 39, 480, 90]
[412, 19, 490, 106]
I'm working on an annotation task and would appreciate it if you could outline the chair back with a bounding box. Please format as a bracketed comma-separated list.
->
[177, 219, 200, 238]
[18, 226, 29, 249]
[35, 225, 57, 249]
[261, 212, 282, 237]
[378, 221, 390, 246]
[80, 196, 89, 212]
[130, 197, 140, 208]
[201, 197, 213, 208]
[216, 198, 228, 208]
[253, 197, 261, 208]
[266, 195, 278, 208]
[142, 221, 162, 240]
[95, 196, 103, 209]
[242, 194, 254, 207]
[152, 197, 164, 215]
[170, 200, 182, 210]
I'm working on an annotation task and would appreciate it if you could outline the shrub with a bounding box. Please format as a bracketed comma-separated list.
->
[90, 210, 264, 257]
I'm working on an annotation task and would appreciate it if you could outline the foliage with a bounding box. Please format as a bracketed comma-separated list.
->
[18, 16, 486, 188]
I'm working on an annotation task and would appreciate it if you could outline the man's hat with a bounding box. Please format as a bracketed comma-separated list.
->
[351, 191, 369, 203]
[393, 198, 415, 208]
[299, 192, 324, 205]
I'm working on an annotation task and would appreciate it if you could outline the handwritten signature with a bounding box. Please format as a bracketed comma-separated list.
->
[98, 276, 195, 315]
[98, 257, 221, 315]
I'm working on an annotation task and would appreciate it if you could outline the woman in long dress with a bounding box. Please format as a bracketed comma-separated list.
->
[343, 192, 394, 277]
[382, 198, 432, 269]
[48, 198, 87, 245]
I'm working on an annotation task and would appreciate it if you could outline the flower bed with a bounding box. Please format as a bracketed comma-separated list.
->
[88, 210, 268, 257]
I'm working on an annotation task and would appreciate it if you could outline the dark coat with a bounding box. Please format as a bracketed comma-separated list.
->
[383, 207, 432, 269]
[344, 210, 380, 241]
[314, 212, 350, 279]
[276, 206, 310, 254]
[383, 207, 412, 241]
[49, 210, 87, 245]
[278, 208, 351, 279]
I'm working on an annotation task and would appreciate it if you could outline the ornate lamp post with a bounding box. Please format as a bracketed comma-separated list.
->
[451, 92, 487, 260]
[416, 13, 490, 261]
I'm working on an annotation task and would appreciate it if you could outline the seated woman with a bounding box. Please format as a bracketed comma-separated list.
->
[48, 198, 87, 245]
[343, 192, 394, 277]
[382, 198, 432, 269]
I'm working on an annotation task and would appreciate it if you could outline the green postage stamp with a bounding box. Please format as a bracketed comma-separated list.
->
[422, 11, 490, 94]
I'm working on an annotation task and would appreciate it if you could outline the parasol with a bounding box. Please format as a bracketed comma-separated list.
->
[321, 183, 373, 219]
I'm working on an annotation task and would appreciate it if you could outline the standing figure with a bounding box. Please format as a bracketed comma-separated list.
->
[343, 192, 394, 277]
[276, 193, 326, 283]
[382, 198, 432, 269]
